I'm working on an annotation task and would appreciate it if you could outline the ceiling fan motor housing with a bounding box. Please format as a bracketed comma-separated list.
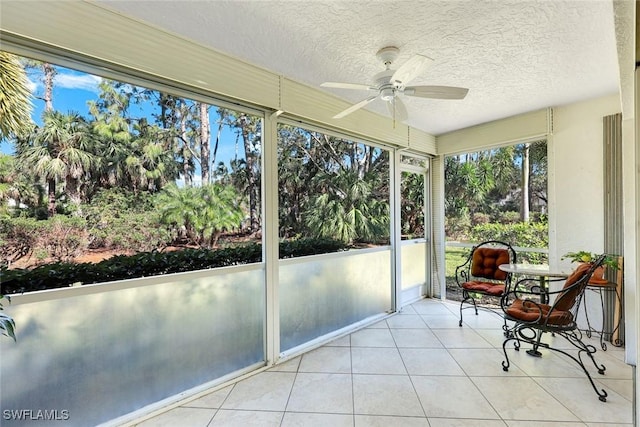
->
[374, 69, 397, 100]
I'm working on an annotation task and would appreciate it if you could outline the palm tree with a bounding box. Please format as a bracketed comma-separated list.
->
[276, 125, 391, 242]
[128, 120, 179, 192]
[0, 154, 17, 206]
[89, 82, 178, 193]
[305, 169, 389, 244]
[15, 110, 94, 215]
[0, 51, 33, 139]
[157, 183, 243, 247]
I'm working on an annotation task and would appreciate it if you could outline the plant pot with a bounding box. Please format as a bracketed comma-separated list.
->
[588, 265, 608, 284]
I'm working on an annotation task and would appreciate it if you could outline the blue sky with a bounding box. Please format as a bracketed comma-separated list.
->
[3, 64, 244, 179]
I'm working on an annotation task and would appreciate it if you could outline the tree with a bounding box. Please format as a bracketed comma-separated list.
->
[0, 51, 33, 139]
[89, 80, 178, 193]
[0, 153, 45, 216]
[304, 169, 389, 244]
[15, 111, 94, 216]
[0, 154, 17, 208]
[401, 171, 425, 239]
[445, 155, 493, 217]
[156, 183, 243, 248]
[444, 141, 548, 240]
[521, 142, 530, 222]
[277, 125, 390, 243]
[230, 112, 261, 232]
[527, 140, 548, 215]
[198, 102, 211, 184]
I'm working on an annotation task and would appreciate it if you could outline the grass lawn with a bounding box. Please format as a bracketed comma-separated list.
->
[444, 246, 470, 301]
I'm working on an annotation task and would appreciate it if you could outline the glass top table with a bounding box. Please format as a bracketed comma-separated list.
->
[498, 263, 572, 304]
[498, 263, 573, 278]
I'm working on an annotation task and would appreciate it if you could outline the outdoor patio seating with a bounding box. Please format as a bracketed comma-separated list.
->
[455, 240, 516, 327]
[500, 255, 609, 401]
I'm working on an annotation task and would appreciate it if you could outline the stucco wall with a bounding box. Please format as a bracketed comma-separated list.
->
[548, 94, 621, 268]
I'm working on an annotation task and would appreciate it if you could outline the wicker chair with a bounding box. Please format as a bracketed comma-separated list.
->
[500, 255, 608, 401]
[455, 240, 516, 327]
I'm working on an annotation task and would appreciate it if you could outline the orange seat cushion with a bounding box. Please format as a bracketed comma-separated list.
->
[470, 248, 510, 280]
[461, 281, 505, 296]
[506, 299, 573, 326]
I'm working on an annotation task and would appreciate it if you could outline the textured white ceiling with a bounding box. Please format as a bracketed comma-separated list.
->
[96, 0, 620, 135]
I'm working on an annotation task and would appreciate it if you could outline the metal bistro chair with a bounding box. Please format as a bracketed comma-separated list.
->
[455, 240, 516, 327]
[500, 255, 608, 401]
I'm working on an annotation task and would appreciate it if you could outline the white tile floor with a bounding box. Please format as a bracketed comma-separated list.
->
[130, 299, 634, 427]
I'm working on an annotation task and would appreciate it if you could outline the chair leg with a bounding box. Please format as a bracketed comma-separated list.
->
[502, 319, 512, 337]
[501, 334, 515, 371]
[502, 324, 608, 401]
[459, 291, 478, 327]
[548, 331, 608, 402]
[501, 323, 524, 370]
[565, 330, 607, 375]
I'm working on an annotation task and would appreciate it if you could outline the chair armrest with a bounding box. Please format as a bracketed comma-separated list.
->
[454, 251, 473, 287]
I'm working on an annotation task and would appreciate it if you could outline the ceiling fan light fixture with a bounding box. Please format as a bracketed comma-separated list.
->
[380, 87, 395, 101]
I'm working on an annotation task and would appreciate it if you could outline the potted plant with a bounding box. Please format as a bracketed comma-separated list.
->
[561, 251, 620, 284]
[0, 294, 16, 341]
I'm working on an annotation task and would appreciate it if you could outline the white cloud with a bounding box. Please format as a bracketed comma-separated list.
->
[26, 77, 37, 93]
[54, 73, 102, 93]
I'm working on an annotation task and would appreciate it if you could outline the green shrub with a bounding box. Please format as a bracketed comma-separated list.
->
[279, 237, 348, 259]
[0, 216, 88, 264]
[471, 212, 490, 226]
[39, 216, 88, 262]
[495, 211, 520, 224]
[88, 211, 171, 252]
[0, 217, 40, 264]
[0, 237, 348, 294]
[469, 221, 548, 263]
[445, 211, 470, 240]
[85, 189, 170, 252]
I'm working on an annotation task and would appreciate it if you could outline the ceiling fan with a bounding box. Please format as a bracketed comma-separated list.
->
[321, 46, 469, 122]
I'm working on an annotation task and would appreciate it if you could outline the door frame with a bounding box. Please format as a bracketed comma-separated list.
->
[393, 151, 432, 310]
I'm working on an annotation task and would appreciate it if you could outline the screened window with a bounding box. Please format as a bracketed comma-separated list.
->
[0, 53, 263, 293]
[277, 124, 390, 257]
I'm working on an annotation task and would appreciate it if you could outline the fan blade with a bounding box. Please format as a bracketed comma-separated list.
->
[386, 97, 408, 122]
[321, 82, 376, 91]
[391, 54, 433, 85]
[333, 95, 378, 119]
[403, 85, 469, 99]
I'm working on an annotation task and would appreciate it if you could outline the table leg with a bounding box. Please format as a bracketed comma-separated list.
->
[540, 276, 549, 304]
[526, 330, 544, 357]
[526, 276, 547, 357]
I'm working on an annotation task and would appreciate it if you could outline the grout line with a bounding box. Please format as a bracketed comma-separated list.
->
[127, 298, 632, 426]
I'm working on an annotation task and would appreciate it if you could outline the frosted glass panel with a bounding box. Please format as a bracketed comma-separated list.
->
[279, 249, 392, 351]
[0, 267, 265, 427]
[401, 240, 427, 290]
